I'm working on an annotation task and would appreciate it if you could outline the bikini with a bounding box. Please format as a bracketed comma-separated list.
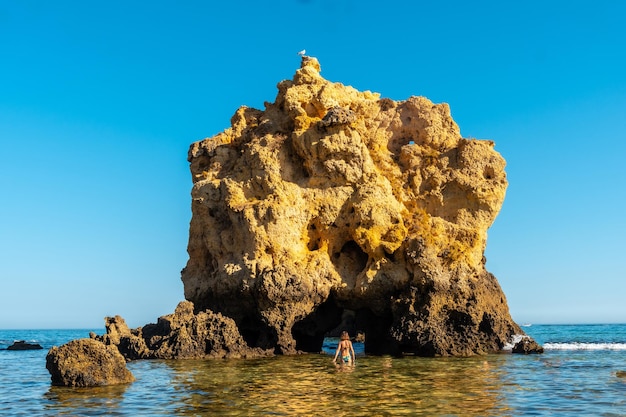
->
[340, 342, 351, 363]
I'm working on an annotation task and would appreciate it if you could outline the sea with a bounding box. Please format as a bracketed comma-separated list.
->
[1, 325, 626, 416]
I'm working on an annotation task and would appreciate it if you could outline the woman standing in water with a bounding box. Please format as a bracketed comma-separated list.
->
[333, 331, 356, 366]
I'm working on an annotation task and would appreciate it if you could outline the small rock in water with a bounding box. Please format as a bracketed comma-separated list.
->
[616, 371, 626, 378]
[6, 340, 43, 350]
[46, 338, 134, 387]
[512, 338, 544, 354]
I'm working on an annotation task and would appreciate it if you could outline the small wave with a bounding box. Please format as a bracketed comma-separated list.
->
[544, 342, 626, 351]
[502, 334, 528, 351]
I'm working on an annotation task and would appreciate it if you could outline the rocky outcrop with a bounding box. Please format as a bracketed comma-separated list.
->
[94, 301, 272, 360]
[46, 301, 271, 386]
[182, 56, 538, 356]
[7, 340, 43, 350]
[512, 337, 544, 354]
[46, 338, 134, 387]
[44, 56, 538, 386]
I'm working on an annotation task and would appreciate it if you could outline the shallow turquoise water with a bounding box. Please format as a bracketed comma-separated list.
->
[1, 326, 626, 416]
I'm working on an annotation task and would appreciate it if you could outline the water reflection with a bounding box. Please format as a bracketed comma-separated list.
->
[42, 360, 177, 417]
[162, 353, 511, 416]
[44, 384, 129, 416]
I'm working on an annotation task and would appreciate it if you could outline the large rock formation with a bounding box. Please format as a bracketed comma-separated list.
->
[182, 56, 536, 356]
[45, 57, 539, 388]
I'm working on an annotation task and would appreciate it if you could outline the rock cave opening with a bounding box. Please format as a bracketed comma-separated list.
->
[291, 296, 400, 356]
[238, 314, 277, 351]
[292, 236, 402, 355]
[291, 293, 343, 352]
[354, 307, 396, 355]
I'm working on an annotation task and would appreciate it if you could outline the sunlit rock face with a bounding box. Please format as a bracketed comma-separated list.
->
[95, 302, 272, 360]
[46, 339, 134, 387]
[182, 56, 529, 356]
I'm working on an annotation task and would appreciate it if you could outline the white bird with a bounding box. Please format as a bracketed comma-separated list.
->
[298, 49, 306, 56]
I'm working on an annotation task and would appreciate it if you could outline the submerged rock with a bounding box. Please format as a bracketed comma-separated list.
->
[182, 55, 539, 356]
[7, 340, 43, 350]
[46, 339, 134, 387]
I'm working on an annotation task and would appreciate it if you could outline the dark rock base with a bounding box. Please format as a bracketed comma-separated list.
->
[7, 341, 43, 350]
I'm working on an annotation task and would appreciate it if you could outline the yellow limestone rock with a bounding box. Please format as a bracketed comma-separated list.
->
[183, 56, 533, 356]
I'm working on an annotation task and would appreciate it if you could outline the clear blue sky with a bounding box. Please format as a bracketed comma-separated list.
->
[1, 1, 625, 329]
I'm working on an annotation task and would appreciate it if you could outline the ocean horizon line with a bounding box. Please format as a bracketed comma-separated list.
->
[2, 322, 626, 332]
[0, 321, 626, 331]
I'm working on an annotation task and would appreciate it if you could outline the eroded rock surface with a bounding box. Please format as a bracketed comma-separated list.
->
[45, 56, 537, 386]
[95, 301, 272, 360]
[182, 56, 536, 356]
[46, 338, 134, 387]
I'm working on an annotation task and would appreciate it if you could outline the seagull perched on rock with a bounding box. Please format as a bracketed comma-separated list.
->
[298, 49, 306, 57]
